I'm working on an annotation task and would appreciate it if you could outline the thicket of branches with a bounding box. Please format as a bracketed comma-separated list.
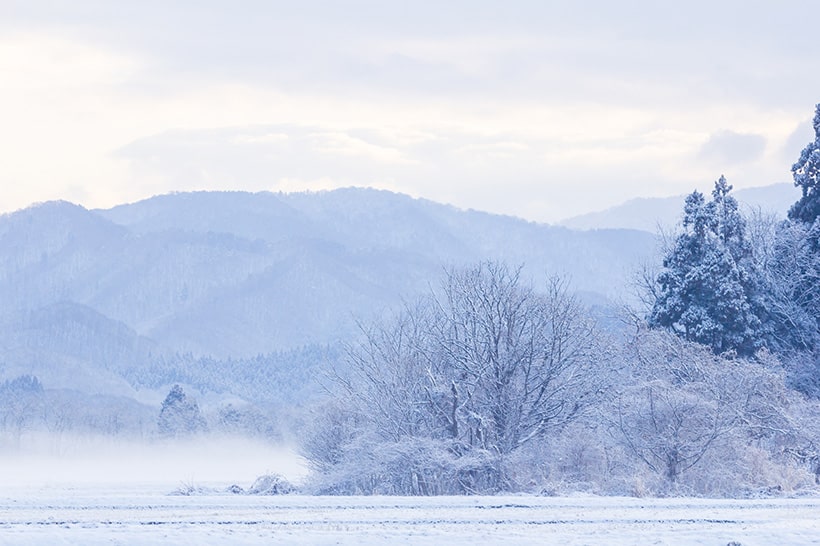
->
[302, 104, 820, 497]
[645, 105, 820, 395]
[303, 263, 611, 494]
[302, 261, 819, 496]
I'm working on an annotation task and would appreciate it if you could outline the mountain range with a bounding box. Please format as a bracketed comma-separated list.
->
[560, 183, 798, 232]
[1, 187, 661, 411]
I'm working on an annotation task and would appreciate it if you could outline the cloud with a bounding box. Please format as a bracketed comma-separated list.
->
[231, 133, 290, 145]
[454, 141, 530, 162]
[111, 122, 719, 222]
[114, 126, 422, 197]
[307, 132, 413, 164]
[0, 32, 142, 90]
[782, 119, 814, 163]
[2, 3, 819, 221]
[698, 130, 767, 166]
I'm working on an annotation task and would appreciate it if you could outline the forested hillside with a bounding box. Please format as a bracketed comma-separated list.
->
[0, 188, 654, 445]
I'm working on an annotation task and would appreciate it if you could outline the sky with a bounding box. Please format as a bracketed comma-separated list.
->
[1, 1, 819, 223]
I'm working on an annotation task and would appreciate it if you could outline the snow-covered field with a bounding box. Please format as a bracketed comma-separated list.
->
[2, 488, 819, 545]
[1, 440, 818, 545]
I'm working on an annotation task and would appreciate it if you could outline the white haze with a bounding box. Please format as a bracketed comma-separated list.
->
[0, 435, 307, 490]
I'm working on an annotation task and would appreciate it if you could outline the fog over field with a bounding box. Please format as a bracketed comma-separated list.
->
[0, 436, 307, 490]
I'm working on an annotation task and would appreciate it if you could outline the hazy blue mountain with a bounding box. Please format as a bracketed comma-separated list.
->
[0, 188, 657, 405]
[0, 301, 156, 397]
[93, 189, 659, 355]
[560, 183, 797, 232]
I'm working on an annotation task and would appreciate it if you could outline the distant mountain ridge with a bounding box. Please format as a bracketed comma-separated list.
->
[560, 183, 797, 232]
[0, 188, 657, 402]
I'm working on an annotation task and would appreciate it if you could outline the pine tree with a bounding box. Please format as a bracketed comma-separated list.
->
[789, 104, 820, 225]
[158, 384, 207, 437]
[649, 176, 763, 356]
[765, 104, 820, 356]
[787, 103, 820, 332]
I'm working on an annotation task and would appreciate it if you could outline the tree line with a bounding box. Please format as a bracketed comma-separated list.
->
[648, 105, 820, 392]
[302, 104, 820, 497]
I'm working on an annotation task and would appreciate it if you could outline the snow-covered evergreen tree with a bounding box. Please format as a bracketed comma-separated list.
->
[784, 104, 820, 345]
[789, 104, 820, 225]
[649, 177, 764, 356]
[758, 104, 820, 387]
[157, 384, 207, 437]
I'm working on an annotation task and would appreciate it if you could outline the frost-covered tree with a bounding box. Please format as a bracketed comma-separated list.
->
[777, 104, 820, 351]
[649, 176, 764, 356]
[754, 104, 820, 390]
[0, 375, 44, 448]
[157, 384, 207, 437]
[612, 328, 800, 491]
[430, 266, 604, 455]
[741, 104, 820, 375]
[758, 220, 820, 354]
[308, 262, 609, 494]
[789, 104, 820, 225]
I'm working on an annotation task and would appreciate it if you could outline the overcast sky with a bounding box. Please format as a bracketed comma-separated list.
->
[2, 1, 818, 223]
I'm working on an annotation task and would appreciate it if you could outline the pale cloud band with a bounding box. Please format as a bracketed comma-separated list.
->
[1, 1, 817, 222]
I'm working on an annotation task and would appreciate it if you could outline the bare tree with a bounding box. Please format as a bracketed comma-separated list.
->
[430, 264, 605, 455]
[0, 375, 44, 449]
[337, 299, 444, 442]
[743, 210, 817, 351]
[616, 380, 726, 483]
[316, 262, 609, 493]
[613, 328, 796, 487]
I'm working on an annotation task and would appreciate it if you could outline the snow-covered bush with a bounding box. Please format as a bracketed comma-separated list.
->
[248, 474, 295, 495]
[607, 329, 814, 496]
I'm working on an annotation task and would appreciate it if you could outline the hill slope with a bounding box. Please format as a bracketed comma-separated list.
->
[0, 189, 657, 400]
[560, 183, 797, 232]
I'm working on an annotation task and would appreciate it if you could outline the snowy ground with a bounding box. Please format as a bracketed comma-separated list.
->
[1, 488, 819, 545]
[1, 440, 818, 545]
